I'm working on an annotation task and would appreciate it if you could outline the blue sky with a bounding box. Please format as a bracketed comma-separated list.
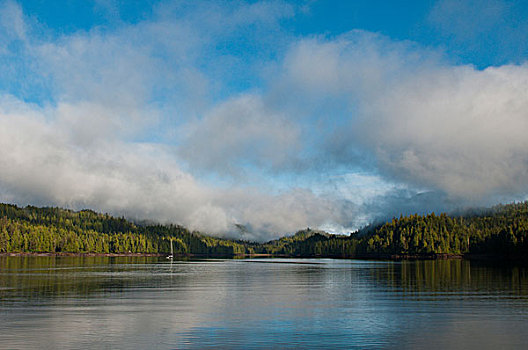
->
[1, 0, 528, 240]
[16, 0, 528, 67]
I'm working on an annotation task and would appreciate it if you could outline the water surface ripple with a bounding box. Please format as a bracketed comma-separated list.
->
[1, 257, 528, 349]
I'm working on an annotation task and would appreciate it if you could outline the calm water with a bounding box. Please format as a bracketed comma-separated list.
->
[1, 257, 528, 349]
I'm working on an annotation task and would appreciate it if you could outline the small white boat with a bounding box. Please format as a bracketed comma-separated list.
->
[167, 238, 173, 260]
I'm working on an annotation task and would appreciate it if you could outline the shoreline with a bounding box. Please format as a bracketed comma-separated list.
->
[0, 252, 466, 260]
[0, 252, 165, 257]
[1, 252, 525, 262]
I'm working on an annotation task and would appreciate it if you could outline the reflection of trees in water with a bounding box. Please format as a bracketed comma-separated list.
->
[3, 257, 528, 305]
[368, 259, 528, 296]
[0, 256, 163, 301]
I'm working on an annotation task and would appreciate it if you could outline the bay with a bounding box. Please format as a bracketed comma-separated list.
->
[1, 256, 528, 349]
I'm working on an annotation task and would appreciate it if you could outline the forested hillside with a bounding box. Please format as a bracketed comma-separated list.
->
[1, 202, 528, 259]
[0, 204, 249, 256]
[255, 202, 528, 259]
[254, 229, 358, 257]
[356, 202, 528, 258]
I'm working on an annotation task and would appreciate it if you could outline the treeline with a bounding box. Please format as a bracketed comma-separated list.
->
[253, 229, 358, 257]
[1, 202, 528, 259]
[0, 204, 248, 256]
[253, 202, 528, 259]
[356, 202, 528, 258]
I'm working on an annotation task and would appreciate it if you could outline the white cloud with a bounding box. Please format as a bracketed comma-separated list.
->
[179, 94, 301, 176]
[0, 0, 341, 241]
[2, 1, 528, 241]
[276, 32, 528, 203]
[0, 0, 26, 41]
[0, 93, 353, 240]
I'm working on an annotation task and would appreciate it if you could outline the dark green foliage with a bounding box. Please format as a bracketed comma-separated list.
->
[0, 203, 247, 256]
[355, 202, 528, 258]
[255, 228, 358, 257]
[253, 202, 528, 259]
[1, 201, 528, 258]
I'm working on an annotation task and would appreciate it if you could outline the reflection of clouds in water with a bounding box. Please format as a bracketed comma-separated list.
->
[2, 259, 528, 348]
[407, 317, 528, 350]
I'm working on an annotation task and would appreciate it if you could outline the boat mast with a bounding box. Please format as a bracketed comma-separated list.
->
[167, 238, 174, 259]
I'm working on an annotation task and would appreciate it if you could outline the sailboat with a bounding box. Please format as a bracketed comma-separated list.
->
[167, 238, 174, 260]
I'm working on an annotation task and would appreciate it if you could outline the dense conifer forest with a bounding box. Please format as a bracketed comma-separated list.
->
[0, 204, 248, 256]
[1, 201, 528, 259]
